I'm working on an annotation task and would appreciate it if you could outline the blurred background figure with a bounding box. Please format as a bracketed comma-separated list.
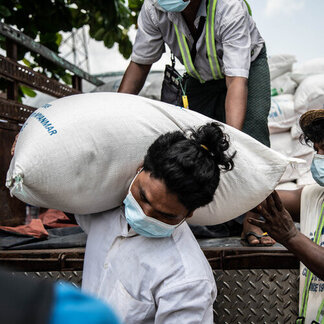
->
[0, 268, 120, 324]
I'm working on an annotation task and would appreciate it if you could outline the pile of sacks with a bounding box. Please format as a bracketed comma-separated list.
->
[268, 55, 324, 188]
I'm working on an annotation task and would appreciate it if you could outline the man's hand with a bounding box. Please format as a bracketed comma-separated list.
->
[248, 191, 298, 245]
[11, 134, 19, 156]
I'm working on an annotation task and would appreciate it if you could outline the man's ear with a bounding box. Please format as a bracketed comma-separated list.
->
[136, 163, 144, 173]
[186, 211, 194, 218]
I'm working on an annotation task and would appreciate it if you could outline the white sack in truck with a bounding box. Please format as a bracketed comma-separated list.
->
[291, 57, 324, 84]
[7, 93, 290, 226]
[294, 74, 324, 113]
[268, 94, 296, 134]
[268, 54, 296, 80]
[271, 72, 297, 96]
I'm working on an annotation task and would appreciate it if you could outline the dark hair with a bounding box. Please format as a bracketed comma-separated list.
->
[143, 122, 235, 211]
[300, 118, 324, 146]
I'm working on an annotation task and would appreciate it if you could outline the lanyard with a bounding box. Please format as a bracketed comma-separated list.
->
[296, 202, 324, 324]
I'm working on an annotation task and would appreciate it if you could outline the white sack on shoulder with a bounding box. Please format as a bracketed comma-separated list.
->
[7, 93, 290, 226]
[268, 94, 296, 134]
[294, 74, 324, 113]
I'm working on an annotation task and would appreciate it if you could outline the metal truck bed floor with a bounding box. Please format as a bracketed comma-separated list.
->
[0, 237, 299, 323]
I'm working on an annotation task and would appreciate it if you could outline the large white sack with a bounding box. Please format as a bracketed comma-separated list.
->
[268, 94, 296, 134]
[271, 72, 297, 96]
[268, 54, 297, 81]
[291, 57, 324, 84]
[7, 93, 290, 226]
[270, 132, 313, 183]
[294, 74, 324, 113]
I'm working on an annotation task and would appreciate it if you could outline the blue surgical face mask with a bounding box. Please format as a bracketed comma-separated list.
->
[311, 154, 324, 187]
[123, 171, 185, 238]
[153, 0, 190, 12]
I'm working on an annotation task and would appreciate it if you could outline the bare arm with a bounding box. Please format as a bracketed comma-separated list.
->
[248, 191, 324, 280]
[277, 189, 303, 222]
[118, 61, 152, 94]
[225, 76, 248, 131]
[285, 231, 324, 280]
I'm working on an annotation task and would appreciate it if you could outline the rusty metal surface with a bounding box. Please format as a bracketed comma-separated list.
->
[0, 97, 35, 123]
[0, 55, 81, 98]
[213, 269, 299, 323]
[0, 23, 104, 86]
[0, 248, 85, 271]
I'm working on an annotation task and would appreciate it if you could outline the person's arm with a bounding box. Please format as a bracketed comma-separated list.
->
[154, 279, 215, 324]
[277, 188, 303, 222]
[118, 61, 152, 94]
[284, 231, 324, 280]
[248, 191, 324, 280]
[225, 76, 248, 130]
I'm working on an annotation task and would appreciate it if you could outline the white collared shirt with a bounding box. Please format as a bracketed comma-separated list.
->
[132, 0, 264, 79]
[299, 184, 324, 324]
[75, 207, 216, 324]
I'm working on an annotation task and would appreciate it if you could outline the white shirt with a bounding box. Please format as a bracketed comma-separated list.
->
[299, 184, 324, 324]
[132, 0, 264, 79]
[75, 207, 216, 324]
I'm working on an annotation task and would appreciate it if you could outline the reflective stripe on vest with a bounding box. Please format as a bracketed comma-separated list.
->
[315, 299, 324, 324]
[206, 0, 223, 80]
[297, 202, 324, 323]
[174, 24, 204, 83]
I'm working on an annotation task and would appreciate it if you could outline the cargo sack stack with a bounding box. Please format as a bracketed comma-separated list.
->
[268, 54, 297, 81]
[267, 55, 324, 187]
[7, 93, 291, 226]
[268, 55, 299, 135]
[268, 94, 296, 134]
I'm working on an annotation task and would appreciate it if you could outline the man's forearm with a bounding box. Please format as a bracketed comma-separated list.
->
[225, 76, 248, 130]
[118, 61, 152, 94]
[285, 231, 324, 280]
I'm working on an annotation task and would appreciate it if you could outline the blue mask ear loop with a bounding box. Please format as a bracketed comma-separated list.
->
[175, 217, 186, 228]
[128, 167, 144, 194]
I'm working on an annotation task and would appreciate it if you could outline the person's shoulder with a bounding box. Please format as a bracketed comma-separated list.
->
[75, 207, 122, 233]
[140, 0, 162, 26]
[172, 224, 214, 276]
[217, 0, 247, 17]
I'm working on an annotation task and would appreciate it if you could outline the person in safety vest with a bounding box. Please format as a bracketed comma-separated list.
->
[249, 110, 324, 324]
[118, 0, 273, 245]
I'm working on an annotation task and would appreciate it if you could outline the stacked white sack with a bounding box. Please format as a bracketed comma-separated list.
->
[268, 94, 296, 134]
[6, 92, 291, 226]
[267, 55, 318, 187]
[268, 54, 296, 81]
[294, 74, 324, 114]
[270, 72, 297, 96]
[291, 57, 324, 84]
